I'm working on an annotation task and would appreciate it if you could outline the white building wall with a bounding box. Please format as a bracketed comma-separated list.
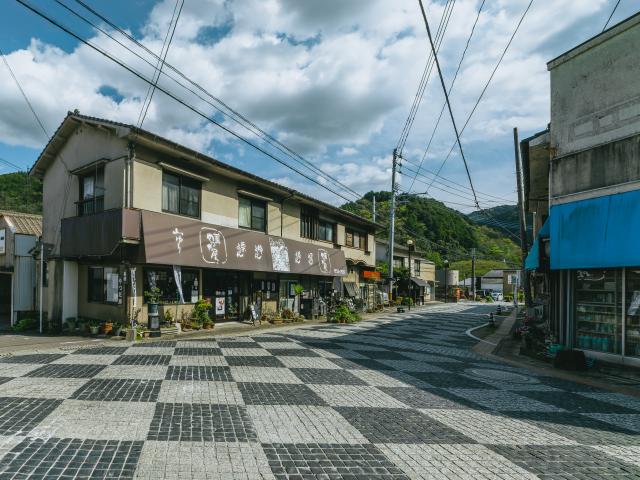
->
[61, 261, 78, 322]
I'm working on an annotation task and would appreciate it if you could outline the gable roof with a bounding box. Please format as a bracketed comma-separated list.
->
[30, 112, 380, 230]
[0, 211, 42, 236]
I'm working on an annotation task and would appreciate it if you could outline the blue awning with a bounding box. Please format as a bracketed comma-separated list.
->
[550, 189, 640, 270]
[524, 218, 550, 271]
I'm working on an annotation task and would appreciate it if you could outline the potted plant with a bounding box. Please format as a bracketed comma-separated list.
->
[293, 284, 304, 313]
[65, 317, 77, 333]
[113, 321, 124, 337]
[192, 299, 213, 330]
[102, 320, 113, 335]
[145, 287, 162, 331]
[164, 309, 174, 326]
[88, 319, 100, 335]
[281, 308, 294, 323]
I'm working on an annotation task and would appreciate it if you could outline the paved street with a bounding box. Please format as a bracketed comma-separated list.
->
[0, 304, 639, 479]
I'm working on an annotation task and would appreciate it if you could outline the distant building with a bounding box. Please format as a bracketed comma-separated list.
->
[523, 13, 640, 366]
[0, 211, 42, 329]
[376, 240, 436, 303]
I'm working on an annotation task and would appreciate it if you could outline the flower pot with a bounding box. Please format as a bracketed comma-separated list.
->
[89, 326, 100, 335]
[143, 331, 150, 338]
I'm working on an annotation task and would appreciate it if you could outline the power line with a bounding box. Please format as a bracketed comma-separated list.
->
[407, 0, 485, 192]
[137, 0, 183, 129]
[425, 0, 535, 197]
[396, 0, 456, 154]
[21, 0, 360, 205]
[603, 0, 622, 31]
[65, 0, 362, 203]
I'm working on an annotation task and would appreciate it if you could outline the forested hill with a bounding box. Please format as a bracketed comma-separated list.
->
[0, 172, 42, 214]
[341, 191, 521, 271]
[467, 204, 533, 243]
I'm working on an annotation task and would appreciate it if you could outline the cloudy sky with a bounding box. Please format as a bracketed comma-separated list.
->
[0, 0, 637, 212]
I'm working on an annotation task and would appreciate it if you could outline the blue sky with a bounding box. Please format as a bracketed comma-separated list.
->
[1, 0, 638, 211]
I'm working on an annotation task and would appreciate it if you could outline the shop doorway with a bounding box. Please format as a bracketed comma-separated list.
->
[0, 273, 11, 330]
[203, 271, 249, 322]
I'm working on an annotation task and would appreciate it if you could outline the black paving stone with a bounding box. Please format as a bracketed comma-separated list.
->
[511, 412, 640, 446]
[408, 372, 500, 389]
[129, 340, 177, 348]
[355, 349, 410, 360]
[0, 437, 143, 480]
[70, 379, 161, 402]
[25, 364, 106, 379]
[253, 336, 289, 343]
[379, 386, 471, 409]
[0, 377, 12, 385]
[488, 445, 640, 478]
[147, 403, 256, 442]
[238, 382, 328, 406]
[112, 355, 171, 366]
[173, 347, 223, 356]
[0, 397, 62, 435]
[345, 358, 395, 371]
[336, 407, 476, 444]
[262, 443, 409, 479]
[165, 365, 233, 381]
[290, 368, 367, 385]
[217, 340, 261, 349]
[71, 347, 129, 355]
[518, 391, 638, 414]
[226, 356, 285, 368]
[0, 354, 66, 364]
[266, 348, 321, 358]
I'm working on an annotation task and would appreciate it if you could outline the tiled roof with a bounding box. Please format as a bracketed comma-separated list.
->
[0, 211, 42, 236]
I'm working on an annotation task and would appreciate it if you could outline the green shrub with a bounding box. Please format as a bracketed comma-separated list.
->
[191, 299, 212, 325]
[12, 317, 37, 332]
[331, 304, 361, 323]
[484, 295, 494, 303]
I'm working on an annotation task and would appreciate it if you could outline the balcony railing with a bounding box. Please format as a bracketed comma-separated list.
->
[76, 196, 104, 216]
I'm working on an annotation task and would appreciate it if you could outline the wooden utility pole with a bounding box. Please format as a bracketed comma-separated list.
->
[513, 127, 531, 306]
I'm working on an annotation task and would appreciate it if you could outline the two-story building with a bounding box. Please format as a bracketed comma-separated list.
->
[31, 112, 377, 327]
[524, 13, 640, 366]
[375, 240, 435, 304]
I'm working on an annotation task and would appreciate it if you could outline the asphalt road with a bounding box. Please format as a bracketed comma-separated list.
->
[0, 303, 639, 479]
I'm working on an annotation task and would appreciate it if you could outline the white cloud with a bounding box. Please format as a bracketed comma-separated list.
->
[0, 0, 618, 205]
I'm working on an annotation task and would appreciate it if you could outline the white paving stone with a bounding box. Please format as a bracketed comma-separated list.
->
[30, 399, 155, 441]
[420, 409, 577, 445]
[592, 445, 640, 467]
[95, 365, 169, 380]
[157, 380, 244, 405]
[0, 377, 88, 399]
[134, 441, 275, 480]
[229, 366, 303, 384]
[445, 389, 565, 412]
[169, 355, 229, 367]
[276, 356, 342, 369]
[376, 443, 539, 480]
[0, 363, 42, 377]
[220, 348, 272, 356]
[247, 405, 367, 444]
[51, 354, 120, 365]
[347, 369, 412, 387]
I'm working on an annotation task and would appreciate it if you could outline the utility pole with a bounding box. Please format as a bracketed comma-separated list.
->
[372, 194, 376, 223]
[471, 247, 476, 301]
[39, 238, 44, 334]
[513, 127, 531, 307]
[387, 149, 398, 300]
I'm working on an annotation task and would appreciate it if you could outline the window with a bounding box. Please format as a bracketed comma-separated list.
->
[414, 260, 421, 275]
[143, 267, 200, 304]
[300, 207, 319, 239]
[393, 257, 404, 269]
[78, 167, 104, 216]
[88, 266, 119, 304]
[238, 196, 266, 232]
[318, 220, 335, 242]
[162, 171, 200, 217]
[346, 229, 366, 250]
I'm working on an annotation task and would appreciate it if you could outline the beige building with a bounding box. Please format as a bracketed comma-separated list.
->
[31, 112, 377, 327]
[376, 240, 435, 304]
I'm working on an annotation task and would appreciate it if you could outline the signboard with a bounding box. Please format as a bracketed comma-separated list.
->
[141, 211, 347, 277]
[0, 228, 4, 255]
[130, 267, 137, 307]
[215, 297, 225, 316]
[362, 270, 381, 280]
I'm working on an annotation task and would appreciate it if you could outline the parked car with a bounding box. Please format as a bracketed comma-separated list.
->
[490, 292, 504, 301]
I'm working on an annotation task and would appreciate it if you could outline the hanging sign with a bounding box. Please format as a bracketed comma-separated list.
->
[130, 267, 137, 307]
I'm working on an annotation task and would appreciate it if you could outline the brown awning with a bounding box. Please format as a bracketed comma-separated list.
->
[411, 276, 429, 288]
[140, 210, 347, 277]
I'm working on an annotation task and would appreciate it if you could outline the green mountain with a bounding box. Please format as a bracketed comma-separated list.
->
[0, 172, 42, 214]
[341, 191, 521, 271]
[467, 204, 532, 243]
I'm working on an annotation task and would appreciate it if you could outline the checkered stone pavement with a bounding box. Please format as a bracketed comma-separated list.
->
[0, 304, 639, 479]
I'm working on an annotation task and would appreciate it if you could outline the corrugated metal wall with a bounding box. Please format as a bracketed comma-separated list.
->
[13, 234, 37, 312]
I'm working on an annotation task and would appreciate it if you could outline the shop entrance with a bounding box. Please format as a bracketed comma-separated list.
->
[202, 271, 249, 322]
[0, 273, 11, 330]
